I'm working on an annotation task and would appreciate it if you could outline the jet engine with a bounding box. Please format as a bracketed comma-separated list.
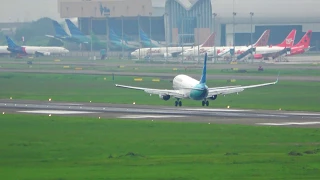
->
[253, 54, 263, 59]
[159, 94, 170, 101]
[209, 95, 218, 100]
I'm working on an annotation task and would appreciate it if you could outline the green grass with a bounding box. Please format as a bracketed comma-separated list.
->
[0, 114, 320, 179]
[1, 60, 320, 77]
[0, 72, 319, 111]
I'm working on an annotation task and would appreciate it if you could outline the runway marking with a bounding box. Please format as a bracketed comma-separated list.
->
[283, 113, 320, 116]
[257, 122, 320, 126]
[118, 115, 186, 119]
[50, 103, 83, 106]
[18, 110, 97, 115]
[183, 108, 250, 112]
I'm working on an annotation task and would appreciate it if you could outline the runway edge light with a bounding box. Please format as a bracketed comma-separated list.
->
[2, 112, 5, 114]
[10, 97, 12, 100]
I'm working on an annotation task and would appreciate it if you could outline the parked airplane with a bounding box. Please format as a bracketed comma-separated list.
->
[46, 20, 90, 44]
[131, 33, 215, 59]
[6, 36, 69, 57]
[139, 29, 165, 47]
[115, 53, 278, 107]
[65, 19, 91, 44]
[282, 30, 312, 57]
[252, 29, 297, 59]
[109, 28, 140, 50]
[184, 29, 270, 58]
[204, 29, 296, 60]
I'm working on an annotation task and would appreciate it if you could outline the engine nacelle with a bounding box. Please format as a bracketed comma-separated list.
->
[159, 94, 170, 101]
[35, 51, 50, 56]
[254, 54, 263, 59]
[163, 53, 172, 58]
[209, 95, 217, 100]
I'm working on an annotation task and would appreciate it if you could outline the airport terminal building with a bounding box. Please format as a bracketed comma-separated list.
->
[58, 0, 320, 49]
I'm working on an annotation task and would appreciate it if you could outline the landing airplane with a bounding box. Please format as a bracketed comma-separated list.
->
[46, 20, 90, 44]
[6, 36, 69, 57]
[115, 53, 278, 107]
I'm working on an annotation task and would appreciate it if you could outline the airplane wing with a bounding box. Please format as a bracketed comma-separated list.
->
[115, 84, 186, 98]
[207, 79, 278, 97]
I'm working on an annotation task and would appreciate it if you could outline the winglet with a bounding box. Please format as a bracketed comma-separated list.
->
[199, 53, 207, 84]
[275, 72, 280, 84]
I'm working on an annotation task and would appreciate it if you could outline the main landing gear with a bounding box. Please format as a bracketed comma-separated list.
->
[174, 99, 182, 107]
[201, 100, 209, 106]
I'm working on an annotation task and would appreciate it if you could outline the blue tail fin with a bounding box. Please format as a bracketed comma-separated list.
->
[139, 29, 150, 41]
[109, 28, 121, 41]
[52, 20, 69, 37]
[6, 36, 19, 49]
[65, 19, 85, 36]
[199, 53, 207, 84]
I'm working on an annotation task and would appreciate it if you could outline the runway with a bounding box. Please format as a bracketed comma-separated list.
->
[1, 100, 320, 128]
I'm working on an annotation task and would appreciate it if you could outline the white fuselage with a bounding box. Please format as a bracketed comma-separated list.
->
[22, 46, 69, 55]
[172, 74, 199, 97]
[131, 46, 192, 58]
[0, 46, 10, 54]
[202, 46, 286, 57]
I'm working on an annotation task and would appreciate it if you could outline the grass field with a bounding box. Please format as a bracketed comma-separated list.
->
[0, 114, 320, 179]
[0, 72, 319, 111]
[1, 60, 320, 77]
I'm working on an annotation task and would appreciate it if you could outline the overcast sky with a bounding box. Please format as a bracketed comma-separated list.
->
[0, 0, 61, 22]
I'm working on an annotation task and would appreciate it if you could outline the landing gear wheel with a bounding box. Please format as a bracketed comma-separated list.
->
[179, 101, 182, 107]
[205, 101, 209, 106]
[175, 101, 178, 107]
[202, 101, 205, 106]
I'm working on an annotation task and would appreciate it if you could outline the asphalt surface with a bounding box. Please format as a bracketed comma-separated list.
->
[1, 99, 320, 128]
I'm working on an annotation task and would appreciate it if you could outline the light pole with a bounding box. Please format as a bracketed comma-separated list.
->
[149, 12, 152, 61]
[250, 12, 254, 46]
[232, 12, 236, 60]
[197, 13, 200, 63]
[213, 13, 217, 62]
[164, 13, 169, 62]
[121, 15, 124, 59]
[181, 15, 184, 63]
[250, 12, 254, 63]
[138, 15, 141, 60]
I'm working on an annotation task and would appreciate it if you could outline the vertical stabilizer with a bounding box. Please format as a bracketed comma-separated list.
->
[294, 30, 312, 48]
[200, 33, 215, 47]
[52, 20, 69, 37]
[199, 53, 207, 84]
[65, 19, 85, 36]
[253, 29, 270, 47]
[276, 29, 296, 47]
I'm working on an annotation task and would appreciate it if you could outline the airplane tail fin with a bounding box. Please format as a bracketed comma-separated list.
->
[6, 36, 19, 49]
[200, 33, 215, 47]
[253, 29, 270, 47]
[109, 28, 121, 41]
[52, 20, 69, 37]
[139, 29, 150, 42]
[276, 29, 296, 47]
[65, 19, 85, 36]
[199, 53, 207, 84]
[295, 30, 312, 48]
